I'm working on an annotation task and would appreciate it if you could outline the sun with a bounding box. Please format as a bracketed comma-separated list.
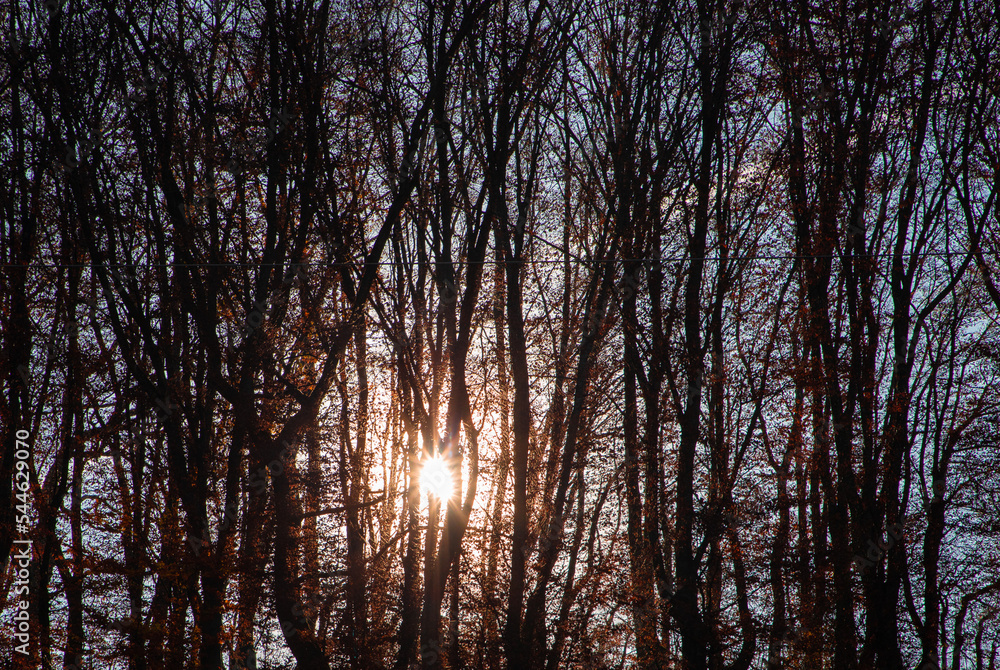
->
[420, 454, 453, 501]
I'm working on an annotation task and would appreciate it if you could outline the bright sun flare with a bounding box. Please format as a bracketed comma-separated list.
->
[420, 454, 453, 501]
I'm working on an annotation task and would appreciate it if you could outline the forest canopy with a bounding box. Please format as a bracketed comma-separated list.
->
[2, 0, 999, 669]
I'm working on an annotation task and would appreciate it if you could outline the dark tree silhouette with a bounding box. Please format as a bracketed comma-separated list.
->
[2, 1, 999, 669]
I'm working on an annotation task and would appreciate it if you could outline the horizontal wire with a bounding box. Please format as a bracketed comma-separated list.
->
[0, 250, 977, 269]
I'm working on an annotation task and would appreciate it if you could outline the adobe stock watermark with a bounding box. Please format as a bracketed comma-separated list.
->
[389, 119, 451, 196]
[798, 83, 835, 115]
[845, 208, 866, 244]
[187, 169, 240, 214]
[390, 149, 420, 195]
[765, 622, 813, 668]
[341, 37, 381, 66]
[582, 259, 661, 339]
[42, 0, 67, 17]
[699, 6, 738, 43]
[230, 642, 257, 670]
[216, 591, 327, 668]
[407, 633, 453, 669]
[779, 622, 809, 645]
[0, 300, 97, 386]
[436, 274, 459, 307]
[151, 394, 178, 425]
[657, 578, 697, 610]
[929, 479, 946, 503]
[279, 589, 325, 638]
[852, 521, 905, 575]
[914, 654, 940, 670]
[873, 6, 947, 33]
[54, 123, 102, 174]
[225, 108, 298, 173]
[523, 510, 570, 565]
[7, 26, 31, 60]
[241, 262, 309, 340]
[876, 5, 916, 31]
[187, 438, 297, 557]
[12, 429, 33, 656]
[121, 60, 169, 116]
[0, 343, 32, 388]
[851, 481, 946, 575]
[16, 299, 98, 369]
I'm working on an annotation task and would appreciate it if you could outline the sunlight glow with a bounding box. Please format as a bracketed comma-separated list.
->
[420, 454, 453, 501]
